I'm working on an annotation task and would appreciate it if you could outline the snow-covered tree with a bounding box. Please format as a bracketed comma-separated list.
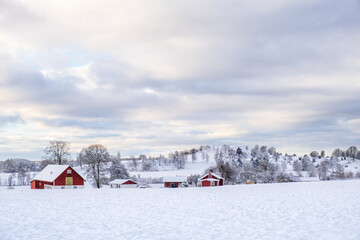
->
[292, 160, 302, 175]
[319, 160, 330, 180]
[310, 151, 319, 158]
[82, 144, 110, 188]
[251, 145, 260, 158]
[320, 150, 325, 158]
[187, 174, 200, 186]
[268, 147, 276, 156]
[355, 151, 360, 160]
[235, 147, 243, 169]
[346, 146, 358, 160]
[109, 158, 129, 181]
[141, 159, 152, 171]
[257, 158, 278, 183]
[307, 164, 316, 177]
[301, 155, 313, 171]
[332, 148, 342, 158]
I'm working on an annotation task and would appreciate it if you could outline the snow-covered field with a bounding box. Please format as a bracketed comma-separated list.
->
[1, 180, 360, 240]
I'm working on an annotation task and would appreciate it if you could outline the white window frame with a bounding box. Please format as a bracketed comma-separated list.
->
[67, 170, 72, 174]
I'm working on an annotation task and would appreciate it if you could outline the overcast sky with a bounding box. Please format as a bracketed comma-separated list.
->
[0, 0, 360, 160]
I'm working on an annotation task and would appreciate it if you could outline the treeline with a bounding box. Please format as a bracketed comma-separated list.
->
[125, 146, 210, 171]
[206, 145, 360, 184]
[1, 141, 360, 187]
[0, 158, 41, 173]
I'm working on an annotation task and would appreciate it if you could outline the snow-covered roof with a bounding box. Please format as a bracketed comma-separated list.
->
[163, 176, 187, 183]
[109, 179, 137, 185]
[199, 171, 224, 180]
[200, 178, 220, 182]
[32, 165, 73, 182]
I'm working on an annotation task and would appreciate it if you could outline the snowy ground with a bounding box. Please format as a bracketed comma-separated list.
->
[1, 180, 360, 240]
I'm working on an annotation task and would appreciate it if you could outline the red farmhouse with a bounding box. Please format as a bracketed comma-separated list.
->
[199, 171, 224, 187]
[31, 165, 85, 189]
[163, 176, 187, 188]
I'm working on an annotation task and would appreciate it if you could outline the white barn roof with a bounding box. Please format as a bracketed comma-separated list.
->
[109, 179, 137, 185]
[32, 165, 71, 182]
[163, 176, 187, 182]
[199, 172, 224, 180]
[200, 178, 220, 182]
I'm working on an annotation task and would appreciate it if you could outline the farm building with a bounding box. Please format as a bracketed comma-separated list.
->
[163, 176, 187, 188]
[109, 179, 137, 188]
[31, 165, 85, 189]
[199, 171, 224, 187]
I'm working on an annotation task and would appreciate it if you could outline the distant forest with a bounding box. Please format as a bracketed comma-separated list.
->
[1, 141, 359, 188]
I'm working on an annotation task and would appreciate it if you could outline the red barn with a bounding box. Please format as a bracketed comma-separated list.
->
[31, 165, 85, 189]
[163, 176, 187, 188]
[109, 179, 137, 188]
[199, 171, 224, 187]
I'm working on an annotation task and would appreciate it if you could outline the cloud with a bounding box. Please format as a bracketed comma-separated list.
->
[0, 0, 359, 159]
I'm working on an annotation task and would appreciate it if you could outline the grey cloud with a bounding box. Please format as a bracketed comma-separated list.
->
[0, 113, 24, 127]
[1, 0, 360, 159]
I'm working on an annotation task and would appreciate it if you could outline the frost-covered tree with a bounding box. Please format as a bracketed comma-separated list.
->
[307, 163, 316, 177]
[187, 174, 200, 186]
[301, 155, 313, 171]
[109, 158, 129, 181]
[320, 150, 325, 158]
[141, 159, 152, 171]
[334, 163, 345, 178]
[332, 148, 342, 158]
[239, 161, 255, 183]
[293, 160, 302, 175]
[171, 151, 185, 169]
[214, 159, 237, 183]
[235, 147, 243, 169]
[82, 144, 110, 188]
[319, 160, 330, 180]
[8, 174, 14, 188]
[2, 158, 38, 173]
[260, 146, 267, 154]
[251, 145, 260, 158]
[268, 147, 276, 156]
[355, 151, 360, 160]
[346, 146, 358, 160]
[310, 151, 319, 158]
[257, 158, 278, 183]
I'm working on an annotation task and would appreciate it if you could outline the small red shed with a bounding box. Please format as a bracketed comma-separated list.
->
[163, 176, 187, 188]
[109, 179, 137, 188]
[31, 165, 85, 189]
[199, 171, 224, 187]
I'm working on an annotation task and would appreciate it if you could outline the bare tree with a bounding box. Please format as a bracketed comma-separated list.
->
[82, 144, 110, 188]
[44, 140, 71, 165]
[192, 151, 197, 163]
